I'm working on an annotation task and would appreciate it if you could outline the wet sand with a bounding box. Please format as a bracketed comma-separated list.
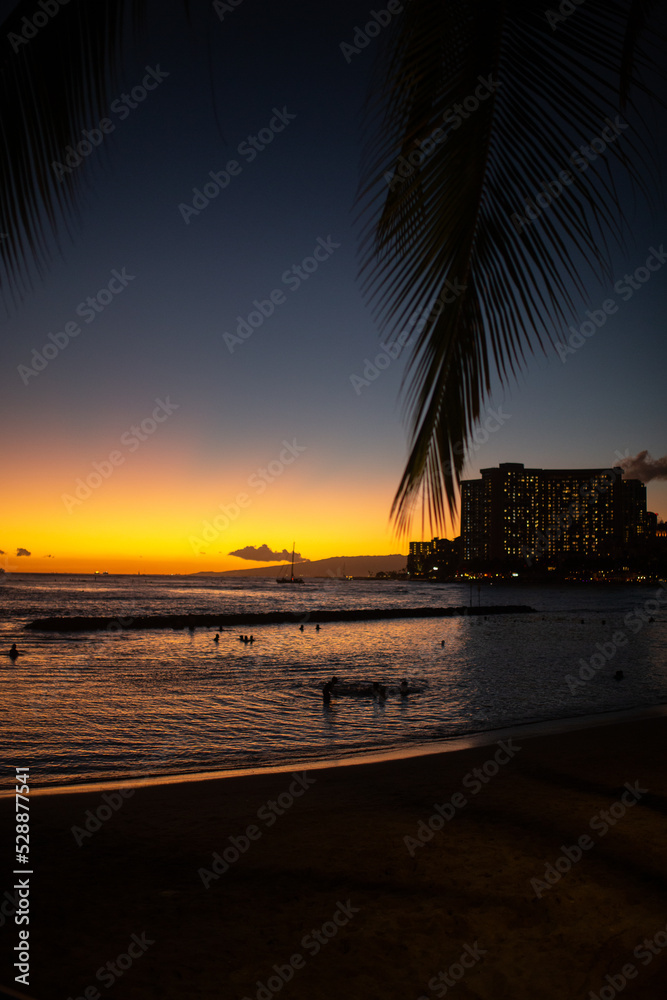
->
[2, 711, 667, 999]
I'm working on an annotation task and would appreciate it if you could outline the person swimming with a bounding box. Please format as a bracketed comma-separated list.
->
[213, 633, 219, 642]
[299, 624, 304, 632]
[9, 644, 19, 660]
[323, 675, 338, 703]
[315, 624, 320, 631]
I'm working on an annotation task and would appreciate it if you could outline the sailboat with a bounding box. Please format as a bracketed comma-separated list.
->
[276, 543, 304, 584]
[334, 561, 351, 581]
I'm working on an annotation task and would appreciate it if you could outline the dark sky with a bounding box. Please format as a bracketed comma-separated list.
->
[1, 0, 666, 573]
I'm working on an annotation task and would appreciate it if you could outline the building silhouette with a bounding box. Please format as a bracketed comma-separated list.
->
[460, 463, 654, 569]
[407, 537, 461, 579]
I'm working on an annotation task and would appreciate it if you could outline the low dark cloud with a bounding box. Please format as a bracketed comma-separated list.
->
[617, 450, 667, 483]
[16, 548, 31, 557]
[229, 544, 308, 562]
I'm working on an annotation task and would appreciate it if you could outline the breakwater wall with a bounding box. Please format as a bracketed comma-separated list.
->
[25, 605, 535, 632]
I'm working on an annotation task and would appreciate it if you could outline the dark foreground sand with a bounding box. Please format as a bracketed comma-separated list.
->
[2, 712, 667, 999]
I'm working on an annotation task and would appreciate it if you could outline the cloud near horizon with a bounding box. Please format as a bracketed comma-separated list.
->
[617, 450, 667, 483]
[16, 548, 31, 557]
[229, 544, 309, 562]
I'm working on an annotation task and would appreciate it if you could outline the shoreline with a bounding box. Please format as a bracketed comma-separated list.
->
[5, 708, 667, 997]
[12, 701, 667, 798]
[4, 571, 665, 587]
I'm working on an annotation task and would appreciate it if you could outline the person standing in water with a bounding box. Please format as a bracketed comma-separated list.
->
[371, 682, 387, 702]
[323, 676, 338, 704]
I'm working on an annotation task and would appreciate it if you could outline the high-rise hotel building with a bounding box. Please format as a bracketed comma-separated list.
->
[461, 463, 652, 564]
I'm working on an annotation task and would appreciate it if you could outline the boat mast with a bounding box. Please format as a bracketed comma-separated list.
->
[291, 541, 295, 582]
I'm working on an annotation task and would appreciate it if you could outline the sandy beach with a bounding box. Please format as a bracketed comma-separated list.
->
[3, 710, 667, 999]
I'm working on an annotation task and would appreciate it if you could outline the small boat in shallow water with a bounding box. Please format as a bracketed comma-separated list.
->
[323, 680, 426, 698]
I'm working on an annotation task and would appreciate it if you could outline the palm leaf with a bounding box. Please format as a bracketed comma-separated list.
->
[358, 0, 666, 536]
[0, 0, 149, 306]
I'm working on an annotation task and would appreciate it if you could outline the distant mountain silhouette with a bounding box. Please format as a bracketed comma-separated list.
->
[193, 554, 408, 579]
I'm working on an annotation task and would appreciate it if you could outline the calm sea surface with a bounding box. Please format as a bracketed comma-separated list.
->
[1, 574, 666, 786]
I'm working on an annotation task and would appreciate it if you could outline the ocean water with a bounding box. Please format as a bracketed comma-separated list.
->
[1, 574, 666, 786]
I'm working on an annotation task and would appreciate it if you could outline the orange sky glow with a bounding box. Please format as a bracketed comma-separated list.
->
[1, 445, 440, 574]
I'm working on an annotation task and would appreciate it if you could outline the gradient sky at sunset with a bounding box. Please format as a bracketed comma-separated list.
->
[1, 0, 666, 575]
